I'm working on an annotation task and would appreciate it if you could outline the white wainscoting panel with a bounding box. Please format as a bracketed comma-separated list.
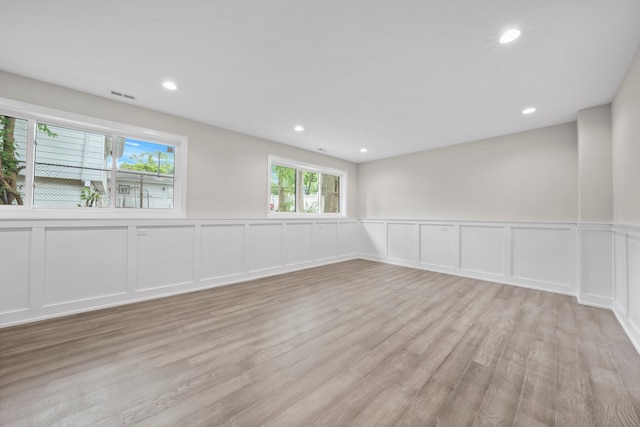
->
[248, 223, 284, 272]
[579, 228, 613, 307]
[360, 220, 581, 295]
[459, 225, 504, 276]
[0, 219, 359, 327]
[285, 223, 313, 266]
[44, 227, 128, 305]
[136, 226, 194, 291]
[614, 232, 628, 316]
[512, 227, 572, 287]
[361, 219, 635, 353]
[628, 236, 640, 332]
[387, 222, 418, 263]
[360, 221, 387, 258]
[0, 229, 30, 313]
[1, 218, 637, 356]
[338, 222, 359, 257]
[419, 224, 455, 268]
[314, 223, 338, 261]
[612, 225, 640, 354]
[200, 224, 245, 279]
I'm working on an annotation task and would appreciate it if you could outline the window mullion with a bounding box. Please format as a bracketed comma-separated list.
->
[318, 173, 323, 214]
[23, 118, 36, 209]
[296, 169, 302, 213]
[109, 134, 118, 210]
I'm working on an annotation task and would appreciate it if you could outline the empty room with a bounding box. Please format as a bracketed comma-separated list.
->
[2, 1, 640, 426]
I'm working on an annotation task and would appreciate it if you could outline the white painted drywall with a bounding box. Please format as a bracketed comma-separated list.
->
[358, 123, 578, 221]
[577, 105, 613, 223]
[612, 46, 640, 354]
[0, 70, 359, 219]
[613, 46, 640, 226]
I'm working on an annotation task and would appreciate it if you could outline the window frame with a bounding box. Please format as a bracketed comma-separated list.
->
[0, 97, 188, 218]
[267, 155, 347, 218]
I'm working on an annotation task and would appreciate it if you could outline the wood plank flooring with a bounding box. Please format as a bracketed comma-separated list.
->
[1, 259, 640, 426]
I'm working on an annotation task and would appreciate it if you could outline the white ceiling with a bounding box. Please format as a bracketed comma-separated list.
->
[3, 1, 640, 163]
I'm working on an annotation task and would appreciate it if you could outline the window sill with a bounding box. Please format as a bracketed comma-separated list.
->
[0, 207, 185, 220]
[267, 212, 348, 220]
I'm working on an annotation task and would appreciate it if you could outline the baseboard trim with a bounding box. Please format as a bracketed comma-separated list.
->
[578, 293, 613, 309]
[613, 303, 640, 356]
[0, 255, 358, 329]
[359, 255, 576, 298]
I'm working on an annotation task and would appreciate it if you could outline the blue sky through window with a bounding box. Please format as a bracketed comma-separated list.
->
[117, 138, 175, 169]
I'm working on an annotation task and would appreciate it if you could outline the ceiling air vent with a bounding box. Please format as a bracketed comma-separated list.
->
[109, 90, 136, 100]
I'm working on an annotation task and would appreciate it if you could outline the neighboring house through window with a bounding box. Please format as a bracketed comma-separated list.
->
[268, 155, 346, 217]
[0, 98, 187, 217]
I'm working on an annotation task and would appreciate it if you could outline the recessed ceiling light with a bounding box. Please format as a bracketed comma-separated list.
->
[360, 148, 368, 153]
[522, 107, 536, 115]
[294, 125, 304, 132]
[162, 81, 177, 90]
[500, 29, 521, 44]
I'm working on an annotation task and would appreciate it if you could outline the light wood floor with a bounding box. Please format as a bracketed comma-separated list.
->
[1, 260, 640, 426]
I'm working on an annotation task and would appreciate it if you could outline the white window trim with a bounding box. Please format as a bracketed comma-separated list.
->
[267, 155, 347, 218]
[0, 97, 188, 219]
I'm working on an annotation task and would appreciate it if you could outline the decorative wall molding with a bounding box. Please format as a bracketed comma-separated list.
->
[360, 219, 587, 297]
[0, 219, 359, 327]
[359, 218, 640, 354]
[613, 223, 640, 354]
[577, 223, 613, 308]
[2, 217, 637, 356]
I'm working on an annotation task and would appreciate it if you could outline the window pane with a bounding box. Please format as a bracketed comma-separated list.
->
[270, 165, 296, 212]
[321, 173, 340, 213]
[115, 139, 175, 209]
[0, 115, 28, 205]
[34, 123, 109, 208]
[302, 171, 319, 213]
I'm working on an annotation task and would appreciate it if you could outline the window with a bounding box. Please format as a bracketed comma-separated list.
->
[114, 139, 175, 209]
[32, 123, 112, 208]
[269, 156, 346, 216]
[0, 115, 28, 205]
[271, 164, 296, 212]
[0, 98, 187, 217]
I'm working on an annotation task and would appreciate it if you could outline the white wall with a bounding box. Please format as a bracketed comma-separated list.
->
[613, 47, 640, 226]
[0, 70, 359, 219]
[575, 105, 614, 306]
[358, 123, 578, 222]
[577, 104, 613, 223]
[612, 46, 640, 353]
